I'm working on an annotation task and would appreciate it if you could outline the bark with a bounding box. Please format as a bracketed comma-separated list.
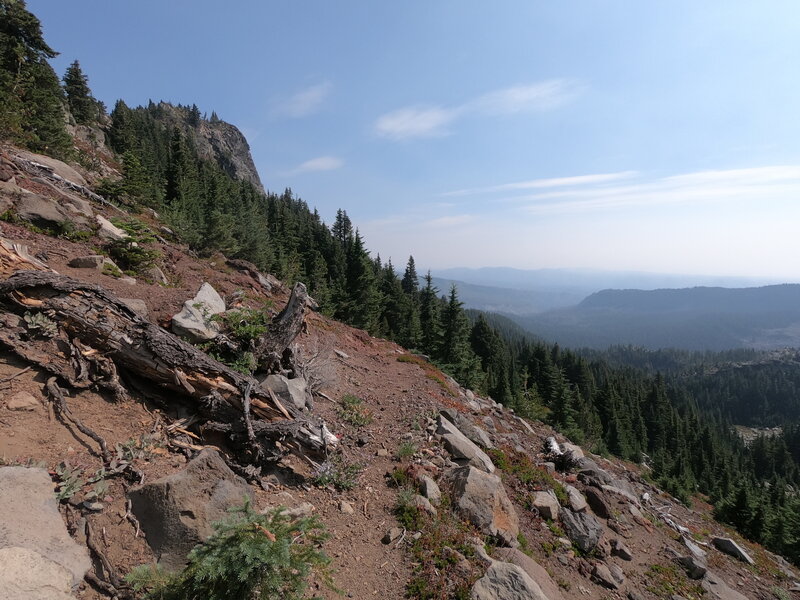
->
[0, 270, 336, 467]
[254, 281, 317, 374]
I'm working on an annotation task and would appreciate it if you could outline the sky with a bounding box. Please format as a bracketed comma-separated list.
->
[28, 1, 800, 280]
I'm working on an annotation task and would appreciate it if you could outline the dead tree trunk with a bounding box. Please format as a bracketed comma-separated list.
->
[0, 270, 336, 468]
[254, 281, 317, 375]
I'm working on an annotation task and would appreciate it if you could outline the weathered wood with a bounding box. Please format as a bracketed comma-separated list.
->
[0, 270, 336, 465]
[0, 237, 53, 278]
[254, 281, 315, 374]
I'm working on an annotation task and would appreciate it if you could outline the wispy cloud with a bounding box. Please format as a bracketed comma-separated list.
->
[519, 166, 800, 214]
[442, 171, 638, 197]
[421, 214, 475, 228]
[374, 79, 580, 141]
[374, 106, 457, 140]
[273, 81, 332, 118]
[286, 156, 344, 176]
[467, 80, 584, 116]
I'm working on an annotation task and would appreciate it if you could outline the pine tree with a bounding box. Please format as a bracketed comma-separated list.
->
[419, 271, 442, 357]
[0, 0, 71, 157]
[401, 255, 419, 297]
[63, 60, 96, 124]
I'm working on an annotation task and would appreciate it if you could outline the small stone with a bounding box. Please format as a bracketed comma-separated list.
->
[609, 563, 626, 585]
[712, 537, 755, 565]
[592, 563, 620, 589]
[412, 494, 437, 516]
[611, 538, 633, 561]
[419, 475, 442, 506]
[532, 490, 560, 521]
[334, 349, 349, 359]
[382, 527, 403, 544]
[82, 501, 104, 512]
[339, 500, 354, 515]
[6, 391, 39, 411]
[376, 448, 389, 457]
[96, 215, 128, 241]
[68, 255, 115, 270]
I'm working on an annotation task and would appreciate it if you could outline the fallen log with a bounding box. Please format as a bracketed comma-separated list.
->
[0, 270, 337, 468]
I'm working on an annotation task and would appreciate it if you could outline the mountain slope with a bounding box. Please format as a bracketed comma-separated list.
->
[511, 285, 800, 350]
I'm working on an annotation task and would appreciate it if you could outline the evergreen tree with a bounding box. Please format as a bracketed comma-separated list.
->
[0, 0, 71, 157]
[418, 272, 442, 357]
[401, 255, 419, 297]
[62, 60, 97, 124]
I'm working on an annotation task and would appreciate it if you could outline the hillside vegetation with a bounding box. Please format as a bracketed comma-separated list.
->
[1, 2, 800, 596]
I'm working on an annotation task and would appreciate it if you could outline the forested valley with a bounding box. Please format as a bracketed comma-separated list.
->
[2, 0, 799, 567]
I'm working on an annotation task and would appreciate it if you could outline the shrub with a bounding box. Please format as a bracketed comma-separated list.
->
[337, 394, 373, 428]
[396, 441, 417, 460]
[312, 454, 363, 491]
[107, 218, 160, 274]
[211, 306, 270, 344]
[126, 498, 329, 600]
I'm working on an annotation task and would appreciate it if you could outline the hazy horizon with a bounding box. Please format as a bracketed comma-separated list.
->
[28, 1, 800, 279]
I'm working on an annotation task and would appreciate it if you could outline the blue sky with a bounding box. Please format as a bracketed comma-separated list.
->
[29, 1, 800, 279]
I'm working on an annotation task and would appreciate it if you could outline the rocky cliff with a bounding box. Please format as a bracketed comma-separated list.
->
[152, 102, 264, 193]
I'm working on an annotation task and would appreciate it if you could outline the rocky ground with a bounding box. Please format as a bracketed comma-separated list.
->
[1, 145, 800, 600]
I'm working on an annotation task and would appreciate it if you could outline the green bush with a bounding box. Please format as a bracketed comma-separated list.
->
[337, 394, 373, 428]
[107, 218, 160, 274]
[126, 498, 329, 600]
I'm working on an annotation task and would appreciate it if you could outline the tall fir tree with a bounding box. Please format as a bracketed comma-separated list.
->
[62, 59, 97, 124]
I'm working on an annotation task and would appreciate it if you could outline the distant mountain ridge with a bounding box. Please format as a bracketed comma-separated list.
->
[510, 284, 800, 351]
[580, 283, 800, 313]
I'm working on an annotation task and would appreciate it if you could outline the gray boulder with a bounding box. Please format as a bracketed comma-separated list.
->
[95, 214, 128, 241]
[584, 487, 614, 519]
[118, 298, 149, 319]
[128, 448, 253, 570]
[15, 194, 75, 228]
[448, 466, 519, 547]
[565, 484, 587, 512]
[702, 571, 750, 600]
[493, 548, 565, 600]
[441, 410, 494, 449]
[675, 554, 708, 580]
[68, 255, 118, 270]
[437, 416, 495, 473]
[592, 563, 620, 589]
[0, 467, 91, 587]
[0, 547, 75, 600]
[418, 474, 442, 506]
[259, 374, 309, 411]
[561, 508, 603, 553]
[171, 282, 226, 342]
[471, 561, 551, 600]
[611, 538, 633, 561]
[712, 537, 754, 565]
[531, 490, 560, 521]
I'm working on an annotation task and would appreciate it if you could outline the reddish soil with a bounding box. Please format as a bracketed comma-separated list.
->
[1, 155, 798, 600]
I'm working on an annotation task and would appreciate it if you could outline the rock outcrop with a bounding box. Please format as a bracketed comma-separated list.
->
[171, 282, 226, 342]
[448, 465, 519, 547]
[471, 561, 552, 600]
[437, 415, 495, 473]
[0, 467, 91, 588]
[560, 507, 603, 552]
[128, 448, 253, 570]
